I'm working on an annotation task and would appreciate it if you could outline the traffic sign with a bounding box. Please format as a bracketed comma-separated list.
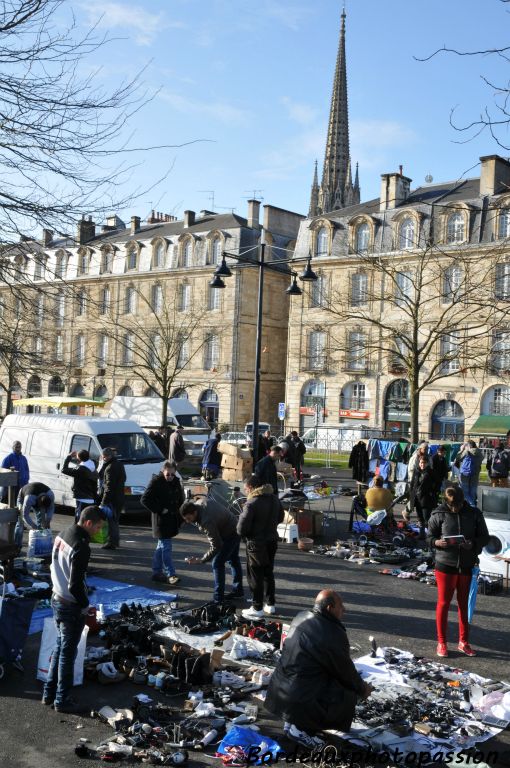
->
[278, 402, 286, 420]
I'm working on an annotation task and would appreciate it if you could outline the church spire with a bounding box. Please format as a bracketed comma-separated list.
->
[308, 160, 320, 217]
[317, 7, 358, 214]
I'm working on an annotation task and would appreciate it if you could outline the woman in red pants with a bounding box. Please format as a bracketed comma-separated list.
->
[427, 485, 489, 658]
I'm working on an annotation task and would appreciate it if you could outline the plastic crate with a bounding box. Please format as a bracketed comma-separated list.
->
[477, 571, 503, 595]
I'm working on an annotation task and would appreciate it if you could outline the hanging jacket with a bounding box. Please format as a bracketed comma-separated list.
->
[487, 446, 510, 479]
[348, 442, 369, 482]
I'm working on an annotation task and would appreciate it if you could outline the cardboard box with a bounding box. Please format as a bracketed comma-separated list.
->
[218, 442, 243, 458]
[283, 508, 322, 538]
[221, 454, 253, 473]
[221, 468, 252, 482]
[276, 460, 293, 477]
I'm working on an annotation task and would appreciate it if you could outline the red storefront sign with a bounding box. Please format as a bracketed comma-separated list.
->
[339, 409, 370, 419]
[299, 406, 329, 416]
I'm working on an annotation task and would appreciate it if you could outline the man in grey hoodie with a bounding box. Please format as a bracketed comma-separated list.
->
[457, 440, 483, 506]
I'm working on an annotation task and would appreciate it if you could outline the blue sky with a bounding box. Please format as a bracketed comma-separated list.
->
[69, 0, 510, 223]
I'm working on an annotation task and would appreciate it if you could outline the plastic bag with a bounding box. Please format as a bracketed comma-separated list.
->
[37, 616, 88, 685]
[99, 505, 113, 520]
[366, 509, 387, 526]
[90, 521, 108, 545]
[216, 726, 282, 765]
[27, 529, 53, 558]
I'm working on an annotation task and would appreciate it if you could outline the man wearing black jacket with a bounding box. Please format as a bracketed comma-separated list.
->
[254, 445, 282, 494]
[141, 461, 184, 586]
[61, 450, 98, 521]
[98, 447, 126, 550]
[265, 590, 372, 749]
[42, 505, 105, 713]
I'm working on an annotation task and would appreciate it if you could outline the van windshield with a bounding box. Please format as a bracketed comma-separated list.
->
[97, 432, 164, 463]
[176, 414, 210, 429]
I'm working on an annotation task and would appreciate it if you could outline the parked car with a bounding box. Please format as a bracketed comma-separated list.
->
[221, 431, 249, 447]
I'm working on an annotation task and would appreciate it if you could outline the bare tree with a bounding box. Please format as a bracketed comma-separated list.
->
[307, 240, 510, 442]
[112, 286, 214, 431]
[417, 0, 510, 149]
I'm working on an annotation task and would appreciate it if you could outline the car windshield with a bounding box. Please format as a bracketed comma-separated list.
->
[176, 414, 210, 429]
[97, 432, 164, 463]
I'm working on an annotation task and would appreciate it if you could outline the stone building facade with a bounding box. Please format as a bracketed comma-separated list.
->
[0, 201, 303, 427]
[286, 154, 510, 440]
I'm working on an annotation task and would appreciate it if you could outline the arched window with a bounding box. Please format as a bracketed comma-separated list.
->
[350, 272, 368, 307]
[55, 252, 66, 279]
[310, 272, 327, 308]
[126, 246, 137, 270]
[431, 399, 465, 440]
[355, 222, 370, 253]
[399, 217, 415, 249]
[172, 387, 188, 399]
[483, 385, 510, 415]
[199, 389, 219, 426]
[48, 375, 65, 395]
[315, 227, 328, 257]
[211, 237, 222, 265]
[145, 386, 159, 397]
[76, 289, 87, 316]
[27, 375, 42, 396]
[384, 379, 410, 436]
[118, 385, 133, 396]
[94, 384, 108, 399]
[151, 284, 163, 313]
[100, 249, 113, 274]
[182, 240, 192, 268]
[447, 212, 465, 243]
[124, 285, 136, 314]
[340, 382, 368, 411]
[498, 209, 510, 240]
[153, 241, 165, 268]
[121, 332, 134, 365]
[299, 379, 326, 431]
[179, 282, 191, 311]
[70, 383, 85, 397]
[100, 286, 111, 315]
[442, 264, 463, 304]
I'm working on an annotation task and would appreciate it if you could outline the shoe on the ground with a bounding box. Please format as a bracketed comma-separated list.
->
[41, 695, 53, 706]
[224, 591, 245, 600]
[263, 604, 276, 615]
[458, 642, 477, 656]
[287, 724, 325, 750]
[54, 697, 87, 714]
[436, 642, 448, 657]
[97, 662, 126, 684]
[242, 607, 265, 620]
[167, 575, 180, 585]
[151, 573, 167, 583]
[101, 543, 116, 550]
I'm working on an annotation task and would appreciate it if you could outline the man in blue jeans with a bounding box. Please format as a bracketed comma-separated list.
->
[180, 498, 244, 603]
[42, 505, 105, 713]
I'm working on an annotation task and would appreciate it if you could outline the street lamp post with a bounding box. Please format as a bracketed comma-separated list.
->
[210, 237, 318, 465]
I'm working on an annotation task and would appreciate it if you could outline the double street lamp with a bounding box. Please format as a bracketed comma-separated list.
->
[210, 236, 318, 463]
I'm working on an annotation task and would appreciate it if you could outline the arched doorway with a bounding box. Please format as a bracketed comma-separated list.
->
[48, 376, 65, 396]
[171, 388, 188, 399]
[300, 379, 326, 433]
[431, 400, 465, 441]
[94, 384, 108, 400]
[384, 379, 410, 437]
[118, 385, 133, 397]
[199, 389, 219, 428]
[145, 386, 159, 398]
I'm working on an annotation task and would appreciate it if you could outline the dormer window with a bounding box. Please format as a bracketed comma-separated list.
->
[447, 212, 465, 244]
[356, 222, 370, 253]
[182, 240, 192, 268]
[399, 217, 415, 249]
[498, 208, 510, 240]
[127, 245, 137, 270]
[153, 241, 165, 268]
[316, 227, 328, 257]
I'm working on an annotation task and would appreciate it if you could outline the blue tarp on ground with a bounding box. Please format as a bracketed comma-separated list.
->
[28, 576, 177, 634]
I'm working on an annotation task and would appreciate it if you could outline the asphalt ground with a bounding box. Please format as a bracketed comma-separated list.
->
[0, 465, 509, 768]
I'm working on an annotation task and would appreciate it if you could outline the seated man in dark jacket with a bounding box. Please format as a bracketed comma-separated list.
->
[237, 474, 284, 620]
[254, 445, 282, 494]
[265, 590, 372, 749]
[141, 461, 184, 586]
[180, 497, 244, 602]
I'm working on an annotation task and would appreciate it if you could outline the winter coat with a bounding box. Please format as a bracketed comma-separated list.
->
[254, 454, 278, 494]
[50, 523, 92, 608]
[141, 472, 184, 539]
[202, 437, 221, 471]
[365, 486, 393, 512]
[98, 457, 126, 512]
[411, 465, 436, 510]
[169, 431, 186, 463]
[194, 498, 239, 563]
[283, 435, 298, 467]
[61, 455, 98, 501]
[487, 446, 510, 479]
[1, 451, 29, 486]
[431, 453, 449, 488]
[265, 608, 366, 733]
[348, 442, 369, 482]
[427, 501, 489, 574]
[237, 484, 284, 543]
[457, 445, 483, 479]
[407, 447, 432, 482]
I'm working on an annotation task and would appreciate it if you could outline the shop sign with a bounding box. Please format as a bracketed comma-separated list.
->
[299, 406, 329, 416]
[339, 408, 370, 419]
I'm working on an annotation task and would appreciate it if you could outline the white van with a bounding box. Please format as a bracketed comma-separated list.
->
[108, 396, 211, 457]
[301, 425, 368, 452]
[0, 414, 165, 513]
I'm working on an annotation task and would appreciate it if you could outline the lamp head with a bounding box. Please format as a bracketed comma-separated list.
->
[209, 274, 225, 289]
[214, 254, 233, 278]
[299, 256, 318, 282]
[286, 274, 302, 296]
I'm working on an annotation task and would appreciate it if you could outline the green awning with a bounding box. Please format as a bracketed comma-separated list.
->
[468, 415, 510, 436]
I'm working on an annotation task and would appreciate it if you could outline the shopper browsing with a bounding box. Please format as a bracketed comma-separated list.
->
[141, 461, 184, 586]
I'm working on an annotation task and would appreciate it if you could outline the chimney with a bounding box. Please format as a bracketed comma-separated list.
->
[479, 154, 510, 196]
[76, 215, 96, 244]
[183, 210, 195, 228]
[42, 229, 53, 247]
[379, 171, 412, 212]
[130, 216, 141, 235]
[247, 199, 261, 229]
